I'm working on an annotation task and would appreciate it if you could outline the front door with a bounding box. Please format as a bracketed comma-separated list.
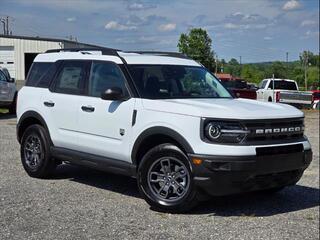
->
[77, 61, 136, 162]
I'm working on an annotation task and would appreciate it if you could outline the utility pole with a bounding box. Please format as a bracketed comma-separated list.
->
[215, 54, 218, 74]
[239, 56, 242, 65]
[0, 16, 10, 35]
[304, 52, 308, 90]
[301, 51, 309, 90]
[0, 19, 5, 34]
[6, 16, 9, 35]
[286, 52, 289, 77]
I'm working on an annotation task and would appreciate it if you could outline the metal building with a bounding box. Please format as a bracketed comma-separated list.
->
[0, 34, 99, 81]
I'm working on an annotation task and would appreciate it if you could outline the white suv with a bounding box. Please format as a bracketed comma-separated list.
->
[17, 48, 312, 212]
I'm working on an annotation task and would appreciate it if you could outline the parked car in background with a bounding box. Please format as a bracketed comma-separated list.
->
[256, 79, 313, 108]
[216, 74, 257, 99]
[0, 67, 17, 114]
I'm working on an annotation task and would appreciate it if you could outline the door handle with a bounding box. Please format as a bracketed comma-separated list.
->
[81, 105, 95, 112]
[44, 101, 55, 107]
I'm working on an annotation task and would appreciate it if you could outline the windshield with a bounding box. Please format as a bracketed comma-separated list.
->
[128, 65, 232, 99]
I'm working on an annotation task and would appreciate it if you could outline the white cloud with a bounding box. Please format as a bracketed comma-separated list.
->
[282, 0, 301, 11]
[224, 23, 239, 29]
[263, 36, 273, 40]
[66, 17, 76, 22]
[158, 23, 176, 32]
[301, 20, 316, 26]
[127, 2, 156, 10]
[105, 21, 137, 31]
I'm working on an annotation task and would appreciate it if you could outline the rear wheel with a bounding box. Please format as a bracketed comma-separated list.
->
[20, 124, 56, 178]
[137, 143, 198, 212]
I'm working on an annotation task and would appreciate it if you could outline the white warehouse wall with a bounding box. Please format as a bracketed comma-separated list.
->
[0, 37, 62, 80]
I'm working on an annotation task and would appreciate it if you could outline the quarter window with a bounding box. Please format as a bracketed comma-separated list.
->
[26, 62, 53, 87]
[88, 61, 127, 97]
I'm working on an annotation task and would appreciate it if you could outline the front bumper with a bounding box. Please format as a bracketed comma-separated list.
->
[189, 144, 312, 196]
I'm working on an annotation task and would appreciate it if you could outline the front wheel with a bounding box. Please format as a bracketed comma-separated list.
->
[137, 143, 198, 212]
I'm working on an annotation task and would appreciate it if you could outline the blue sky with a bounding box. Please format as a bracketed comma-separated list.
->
[1, 0, 319, 63]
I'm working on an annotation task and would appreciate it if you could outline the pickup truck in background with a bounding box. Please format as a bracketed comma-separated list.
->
[256, 79, 313, 108]
[218, 76, 257, 100]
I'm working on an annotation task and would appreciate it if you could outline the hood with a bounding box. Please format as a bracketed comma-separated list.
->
[142, 98, 304, 120]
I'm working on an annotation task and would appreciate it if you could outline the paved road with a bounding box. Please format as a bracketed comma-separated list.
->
[0, 111, 319, 240]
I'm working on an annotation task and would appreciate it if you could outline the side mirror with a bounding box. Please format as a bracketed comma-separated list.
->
[101, 87, 126, 101]
[8, 78, 15, 83]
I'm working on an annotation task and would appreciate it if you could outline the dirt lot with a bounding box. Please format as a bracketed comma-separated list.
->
[0, 110, 319, 240]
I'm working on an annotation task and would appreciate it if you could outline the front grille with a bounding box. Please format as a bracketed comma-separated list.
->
[242, 118, 304, 144]
[256, 144, 303, 156]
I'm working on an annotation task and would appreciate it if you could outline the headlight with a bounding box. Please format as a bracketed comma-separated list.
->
[203, 121, 249, 144]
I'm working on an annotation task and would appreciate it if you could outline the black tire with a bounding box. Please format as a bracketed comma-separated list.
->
[258, 186, 285, 194]
[137, 143, 198, 213]
[268, 97, 272, 102]
[8, 94, 17, 114]
[20, 124, 56, 178]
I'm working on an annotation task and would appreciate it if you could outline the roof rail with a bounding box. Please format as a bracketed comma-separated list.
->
[124, 51, 191, 60]
[45, 47, 119, 56]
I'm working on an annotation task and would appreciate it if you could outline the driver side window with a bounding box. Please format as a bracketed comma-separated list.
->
[88, 61, 127, 97]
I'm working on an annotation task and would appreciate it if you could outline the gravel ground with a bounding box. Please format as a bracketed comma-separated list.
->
[0, 111, 319, 240]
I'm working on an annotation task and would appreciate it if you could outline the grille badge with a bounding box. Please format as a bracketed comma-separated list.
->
[255, 126, 303, 134]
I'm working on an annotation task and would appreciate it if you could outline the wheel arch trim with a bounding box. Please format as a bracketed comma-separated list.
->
[131, 126, 194, 165]
[17, 110, 52, 144]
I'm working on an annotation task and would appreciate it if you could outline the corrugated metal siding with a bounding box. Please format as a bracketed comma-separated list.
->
[0, 37, 88, 80]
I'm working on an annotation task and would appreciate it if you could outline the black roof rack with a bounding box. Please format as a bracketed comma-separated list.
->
[44, 48, 191, 60]
[124, 51, 191, 60]
[45, 47, 119, 56]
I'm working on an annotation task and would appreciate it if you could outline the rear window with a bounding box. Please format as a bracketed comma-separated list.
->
[268, 80, 297, 90]
[26, 62, 55, 88]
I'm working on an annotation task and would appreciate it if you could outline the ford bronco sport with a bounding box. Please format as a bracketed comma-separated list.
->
[17, 48, 312, 212]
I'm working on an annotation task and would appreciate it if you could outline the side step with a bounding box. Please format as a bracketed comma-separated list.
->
[51, 147, 136, 177]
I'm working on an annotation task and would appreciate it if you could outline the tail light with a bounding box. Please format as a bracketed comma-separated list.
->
[275, 91, 280, 102]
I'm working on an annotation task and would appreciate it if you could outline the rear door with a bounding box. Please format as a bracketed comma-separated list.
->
[42, 60, 90, 150]
[76, 61, 136, 162]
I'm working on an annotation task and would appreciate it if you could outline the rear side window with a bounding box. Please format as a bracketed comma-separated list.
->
[26, 62, 54, 88]
[52, 61, 88, 95]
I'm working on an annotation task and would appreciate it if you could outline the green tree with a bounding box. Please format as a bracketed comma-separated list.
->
[178, 28, 215, 71]
[267, 61, 287, 78]
[240, 65, 263, 83]
[228, 58, 239, 65]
